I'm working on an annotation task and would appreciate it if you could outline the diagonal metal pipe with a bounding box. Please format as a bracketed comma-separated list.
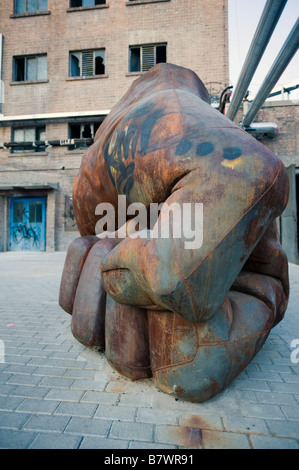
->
[226, 0, 288, 122]
[243, 17, 299, 127]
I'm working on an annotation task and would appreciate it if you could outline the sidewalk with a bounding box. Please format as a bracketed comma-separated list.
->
[0, 251, 298, 449]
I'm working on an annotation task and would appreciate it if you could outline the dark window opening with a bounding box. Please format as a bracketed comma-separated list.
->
[129, 44, 166, 73]
[14, 0, 48, 14]
[68, 122, 102, 149]
[70, 0, 106, 7]
[29, 201, 43, 223]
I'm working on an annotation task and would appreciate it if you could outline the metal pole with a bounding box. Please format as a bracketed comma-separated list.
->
[226, 0, 288, 122]
[243, 17, 299, 127]
[0, 34, 3, 115]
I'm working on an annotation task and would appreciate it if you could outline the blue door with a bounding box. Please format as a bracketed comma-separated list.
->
[9, 197, 46, 251]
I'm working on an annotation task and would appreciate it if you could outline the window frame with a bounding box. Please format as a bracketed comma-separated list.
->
[13, 54, 47, 83]
[68, 0, 108, 10]
[69, 49, 106, 78]
[14, 0, 48, 15]
[68, 121, 102, 150]
[128, 43, 167, 74]
[126, 0, 171, 5]
[11, 126, 46, 154]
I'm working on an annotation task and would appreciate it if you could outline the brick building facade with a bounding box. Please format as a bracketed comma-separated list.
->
[242, 99, 299, 264]
[0, 0, 229, 252]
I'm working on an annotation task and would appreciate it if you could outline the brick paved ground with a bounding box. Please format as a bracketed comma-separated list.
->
[0, 252, 298, 449]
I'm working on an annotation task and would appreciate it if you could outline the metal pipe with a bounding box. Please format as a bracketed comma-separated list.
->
[226, 0, 288, 121]
[0, 34, 3, 114]
[243, 17, 299, 127]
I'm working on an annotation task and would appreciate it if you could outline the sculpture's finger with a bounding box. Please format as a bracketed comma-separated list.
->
[104, 296, 152, 380]
[59, 236, 99, 314]
[71, 238, 121, 349]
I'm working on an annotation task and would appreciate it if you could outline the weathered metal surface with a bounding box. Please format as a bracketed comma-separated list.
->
[105, 295, 151, 380]
[59, 236, 99, 314]
[59, 63, 290, 402]
[71, 238, 120, 349]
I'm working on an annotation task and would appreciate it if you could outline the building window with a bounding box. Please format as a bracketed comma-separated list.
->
[129, 44, 166, 73]
[69, 0, 106, 7]
[68, 122, 102, 149]
[13, 54, 47, 82]
[12, 126, 46, 153]
[69, 50, 105, 77]
[14, 0, 48, 14]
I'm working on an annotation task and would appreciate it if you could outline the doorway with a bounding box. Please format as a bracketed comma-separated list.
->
[9, 197, 46, 251]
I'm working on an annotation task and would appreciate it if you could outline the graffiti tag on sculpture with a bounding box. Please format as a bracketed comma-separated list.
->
[59, 64, 289, 402]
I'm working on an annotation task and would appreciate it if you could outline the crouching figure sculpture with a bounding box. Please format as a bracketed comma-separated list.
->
[59, 63, 289, 402]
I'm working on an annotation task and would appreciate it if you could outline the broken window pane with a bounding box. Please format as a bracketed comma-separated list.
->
[70, 50, 105, 77]
[130, 47, 141, 72]
[95, 51, 105, 75]
[70, 53, 81, 77]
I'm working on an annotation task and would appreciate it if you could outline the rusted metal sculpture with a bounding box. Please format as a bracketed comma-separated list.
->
[59, 63, 289, 402]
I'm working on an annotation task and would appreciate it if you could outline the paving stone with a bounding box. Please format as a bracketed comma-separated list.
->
[250, 434, 299, 449]
[155, 425, 202, 448]
[54, 401, 98, 418]
[240, 403, 285, 419]
[79, 436, 129, 449]
[129, 441, 177, 449]
[266, 419, 299, 439]
[16, 398, 60, 415]
[95, 404, 136, 421]
[136, 407, 178, 425]
[44, 388, 84, 402]
[0, 395, 25, 411]
[23, 414, 70, 433]
[222, 415, 269, 434]
[255, 391, 297, 406]
[29, 432, 82, 449]
[81, 391, 119, 405]
[64, 417, 112, 436]
[110, 421, 154, 442]
[71, 378, 108, 391]
[281, 405, 299, 420]
[201, 430, 252, 449]
[0, 411, 30, 429]
[0, 429, 36, 449]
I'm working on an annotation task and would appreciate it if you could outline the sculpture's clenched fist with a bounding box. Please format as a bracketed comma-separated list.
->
[59, 64, 289, 402]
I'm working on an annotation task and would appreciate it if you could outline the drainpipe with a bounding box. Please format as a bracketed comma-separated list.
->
[0, 34, 3, 115]
[242, 17, 299, 127]
[226, 0, 288, 122]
